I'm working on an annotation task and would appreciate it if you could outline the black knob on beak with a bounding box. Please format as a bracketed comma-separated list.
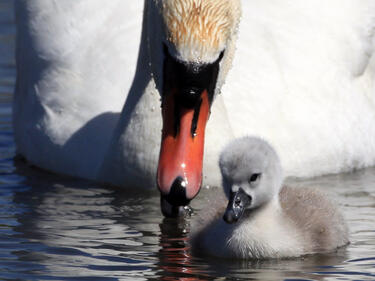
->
[163, 176, 191, 207]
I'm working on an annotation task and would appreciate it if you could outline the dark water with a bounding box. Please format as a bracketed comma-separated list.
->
[1, 1, 375, 280]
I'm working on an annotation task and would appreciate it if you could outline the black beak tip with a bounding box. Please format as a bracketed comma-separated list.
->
[223, 211, 238, 224]
[163, 176, 191, 206]
[160, 177, 192, 217]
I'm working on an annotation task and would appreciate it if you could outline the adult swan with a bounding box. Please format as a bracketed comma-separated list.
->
[14, 0, 375, 210]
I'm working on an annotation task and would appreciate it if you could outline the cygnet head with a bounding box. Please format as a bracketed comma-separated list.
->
[219, 137, 283, 223]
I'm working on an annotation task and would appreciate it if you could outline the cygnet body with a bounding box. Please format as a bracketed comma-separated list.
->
[192, 137, 349, 259]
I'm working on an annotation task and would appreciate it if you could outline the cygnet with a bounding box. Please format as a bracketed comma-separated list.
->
[192, 136, 349, 259]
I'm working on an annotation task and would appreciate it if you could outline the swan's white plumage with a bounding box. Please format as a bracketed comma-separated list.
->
[14, 0, 375, 186]
[14, 1, 143, 178]
[223, 0, 375, 177]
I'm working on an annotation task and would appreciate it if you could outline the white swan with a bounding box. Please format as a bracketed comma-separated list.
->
[192, 137, 349, 259]
[14, 1, 375, 209]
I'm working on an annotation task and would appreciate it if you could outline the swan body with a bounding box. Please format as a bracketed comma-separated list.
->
[14, 1, 144, 179]
[13, 1, 375, 193]
[192, 137, 349, 259]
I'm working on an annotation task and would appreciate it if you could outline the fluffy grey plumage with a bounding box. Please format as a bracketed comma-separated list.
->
[191, 136, 349, 259]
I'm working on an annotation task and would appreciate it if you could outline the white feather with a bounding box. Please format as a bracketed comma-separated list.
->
[13, 0, 375, 186]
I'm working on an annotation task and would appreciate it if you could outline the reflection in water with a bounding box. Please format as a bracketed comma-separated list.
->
[158, 218, 195, 280]
[5, 159, 375, 280]
[11, 161, 161, 279]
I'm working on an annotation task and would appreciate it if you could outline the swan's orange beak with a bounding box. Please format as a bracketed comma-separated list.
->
[157, 88, 210, 206]
[157, 48, 222, 211]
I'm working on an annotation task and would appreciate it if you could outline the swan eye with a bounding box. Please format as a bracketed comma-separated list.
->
[249, 173, 261, 183]
[218, 50, 225, 62]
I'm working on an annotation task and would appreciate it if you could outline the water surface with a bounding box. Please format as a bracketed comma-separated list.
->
[1, 1, 375, 280]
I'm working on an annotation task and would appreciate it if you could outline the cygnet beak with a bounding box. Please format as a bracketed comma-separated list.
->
[223, 188, 252, 224]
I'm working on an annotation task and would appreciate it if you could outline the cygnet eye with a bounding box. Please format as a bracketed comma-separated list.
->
[249, 173, 261, 183]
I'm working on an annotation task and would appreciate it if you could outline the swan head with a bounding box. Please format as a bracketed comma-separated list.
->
[155, 0, 242, 214]
[219, 137, 283, 223]
[162, 0, 241, 63]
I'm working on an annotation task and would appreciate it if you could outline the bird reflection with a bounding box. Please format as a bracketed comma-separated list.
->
[158, 217, 198, 280]
[8, 159, 353, 280]
[11, 159, 161, 279]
